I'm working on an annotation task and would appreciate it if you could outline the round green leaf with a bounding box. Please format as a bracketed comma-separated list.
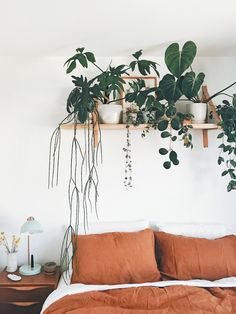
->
[166, 106, 177, 118]
[172, 159, 179, 166]
[163, 161, 171, 169]
[171, 118, 181, 130]
[158, 120, 169, 131]
[156, 107, 165, 118]
[159, 148, 169, 155]
[169, 150, 178, 162]
[161, 131, 171, 138]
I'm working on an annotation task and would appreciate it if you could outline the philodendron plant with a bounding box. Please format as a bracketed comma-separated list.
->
[153, 40, 236, 168]
[216, 95, 236, 191]
[163, 41, 236, 104]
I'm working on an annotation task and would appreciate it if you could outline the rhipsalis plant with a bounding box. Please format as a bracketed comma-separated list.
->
[49, 47, 161, 273]
[216, 95, 236, 192]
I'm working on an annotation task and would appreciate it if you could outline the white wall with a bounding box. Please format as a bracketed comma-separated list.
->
[0, 55, 236, 269]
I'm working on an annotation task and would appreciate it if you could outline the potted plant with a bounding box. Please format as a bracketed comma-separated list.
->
[216, 95, 236, 191]
[64, 48, 159, 124]
[125, 104, 139, 124]
[163, 41, 236, 124]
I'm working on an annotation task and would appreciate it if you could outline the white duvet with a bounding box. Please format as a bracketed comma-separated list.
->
[41, 276, 236, 313]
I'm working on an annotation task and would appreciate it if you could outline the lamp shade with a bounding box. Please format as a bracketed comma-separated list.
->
[20, 217, 43, 234]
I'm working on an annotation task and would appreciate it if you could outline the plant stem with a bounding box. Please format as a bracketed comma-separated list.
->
[206, 82, 236, 103]
[91, 62, 105, 73]
[108, 97, 126, 104]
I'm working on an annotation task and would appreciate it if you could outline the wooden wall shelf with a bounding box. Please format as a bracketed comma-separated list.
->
[60, 86, 221, 148]
[61, 123, 218, 130]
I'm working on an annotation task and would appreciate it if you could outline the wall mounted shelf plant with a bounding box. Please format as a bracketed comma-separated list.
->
[49, 40, 236, 275]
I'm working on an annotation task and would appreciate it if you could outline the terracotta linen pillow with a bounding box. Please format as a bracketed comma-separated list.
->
[72, 228, 161, 284]
[154, 231, 236, 280]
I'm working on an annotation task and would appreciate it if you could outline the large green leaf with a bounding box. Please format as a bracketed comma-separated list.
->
[182, 72, 205, 99]
[165, 41, 197, 78]
[159, 74, 182, 103]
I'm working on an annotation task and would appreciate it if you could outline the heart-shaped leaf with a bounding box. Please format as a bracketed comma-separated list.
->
[159, 148, 169, 155]
[182, 72, 205, 100]
[159, 74, 182, 103]
[165, 41, 197, 78]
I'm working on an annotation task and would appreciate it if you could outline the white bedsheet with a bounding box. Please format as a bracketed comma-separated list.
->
[41, 277, 236, 313]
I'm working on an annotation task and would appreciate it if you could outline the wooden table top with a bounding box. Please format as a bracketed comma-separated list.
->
[0, 266, 60, 287]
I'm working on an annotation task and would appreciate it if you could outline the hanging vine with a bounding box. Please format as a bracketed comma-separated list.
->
[123, 126, 133, 188]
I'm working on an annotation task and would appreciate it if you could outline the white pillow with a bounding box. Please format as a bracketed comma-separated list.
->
[152, 222, 232, 239]
[77, 219, 149, 235]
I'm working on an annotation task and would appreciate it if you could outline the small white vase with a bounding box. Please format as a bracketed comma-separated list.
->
[188, 102, 208, 123]
[98, 104, 122, 124]
[6, 252, 18, 272]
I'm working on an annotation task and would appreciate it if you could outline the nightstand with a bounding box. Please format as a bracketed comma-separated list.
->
[0, 266, 60, 314]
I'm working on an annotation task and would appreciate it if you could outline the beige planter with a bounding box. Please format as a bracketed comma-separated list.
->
[188, 102, 208, 123]
[98, 104, 122, 124]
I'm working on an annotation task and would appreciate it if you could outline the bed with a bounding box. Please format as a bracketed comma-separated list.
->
[41, 221, 236, 314]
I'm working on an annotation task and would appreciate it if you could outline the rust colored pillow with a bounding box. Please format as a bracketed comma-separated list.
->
[154, 231, 236, 280]
[72, 228, 160, 284]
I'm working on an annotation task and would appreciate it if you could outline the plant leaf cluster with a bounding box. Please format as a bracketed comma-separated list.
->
[216, 96, 236, 191]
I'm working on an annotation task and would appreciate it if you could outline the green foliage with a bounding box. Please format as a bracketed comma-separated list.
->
[216, 98, 236, 191]
[159, 148, 169, 155]
[63, 40, 235, 178]
[165, 41, 197, 78]
[64, 48, 160, 114]
[181, 72, 205, 102]
[64, 48, 96, 73]
[130, 50, 159, 76]
[163, 161, 171, 169]
[159, 74, 182, 103]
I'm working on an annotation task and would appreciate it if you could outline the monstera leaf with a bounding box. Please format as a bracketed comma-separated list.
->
[165, 41, 197, 78]
[182, 72, 205, 100]
[159, 74, 182, 103]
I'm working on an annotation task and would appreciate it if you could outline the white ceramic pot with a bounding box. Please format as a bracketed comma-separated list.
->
[6, 252, 18, 272]
[98, 104, 122, 124]
[188, 102, 208, 123]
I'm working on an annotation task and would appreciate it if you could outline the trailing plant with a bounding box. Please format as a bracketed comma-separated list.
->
[49, 41, 236, 277]
[125, 42, 197, 169]
[123, 126, 133, 188]
[216, 95, 236, 191]
[49, 48, 161, 273]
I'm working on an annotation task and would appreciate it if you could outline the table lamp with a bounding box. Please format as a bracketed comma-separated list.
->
[19, 217, 43, 276]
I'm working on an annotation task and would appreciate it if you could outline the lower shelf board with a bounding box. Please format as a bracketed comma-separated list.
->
[61, 123, 219, 130]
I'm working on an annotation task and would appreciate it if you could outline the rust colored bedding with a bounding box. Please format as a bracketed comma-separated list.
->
[43, 286, 236, 314]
